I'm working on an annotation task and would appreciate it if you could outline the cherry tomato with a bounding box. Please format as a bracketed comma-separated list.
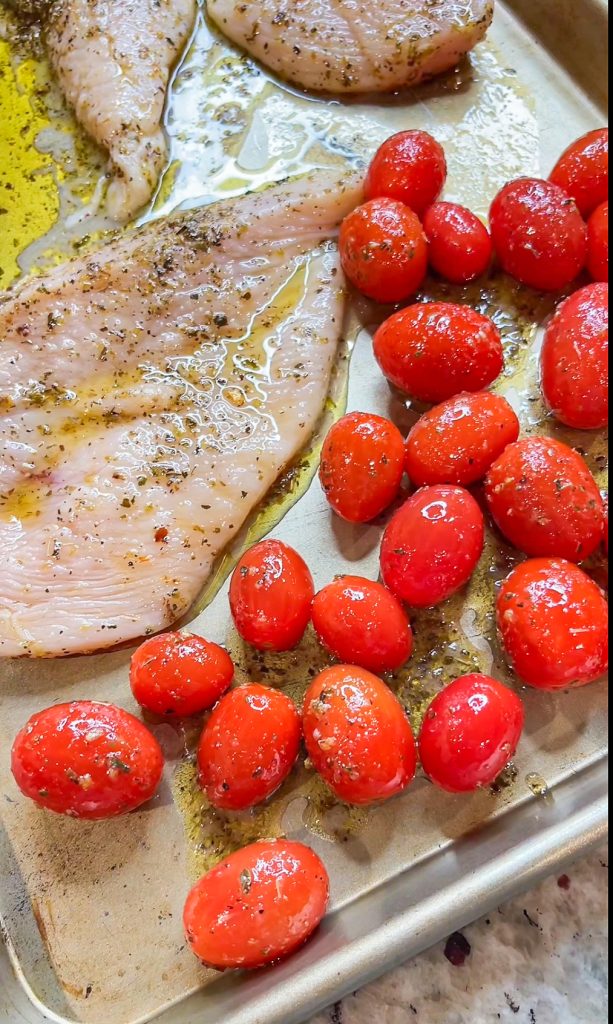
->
[11, 702, 164, 820]
[311, 576, 413, 674]
[319, 412, 405, 522]
[130, 631, 234, 717]
[485, 437, 605, 562]
[418, 674, 525, 793]
[339, 198, 428, 304]
[423, 202, 493, 283]
[365, 130, 447, 216]
[490, 178, 587, 291]
[541, 283, 609, 430]
[587, 201, 609, 282]
[229, 540, 314, 651]
[380, 485, 485, 607]
[303, 665, 416, 805]
[198, 684, 301, 811]
[405, 391, 520, 487]
[550, 128, 609, 217]
[497, 558, 609, 689]
[184, 840, 329, 970]
[373, 302, 504, 404]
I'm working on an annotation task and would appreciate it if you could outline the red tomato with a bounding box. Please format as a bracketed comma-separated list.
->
[184, 840, 329, 970]
[587, 201, 609, 282]
[130, 631, 234, 717]
[423, 202, 493, 283]
[229, 540, 314, 651]
[485, 437, 605, 562]
[497, 558, 609, 689]
[373, 302, 504, 404]
[490, 178, 587, 291]
[303, 665, 416, 805]
[319, 412, 405, 522]
[198, 684, 301, 811]
[380, 485, 485, 607]
[11, 702, 164, 820]
[405, 391, 520, 487]
[311, 576, 413, 674]
[541, 283, 609, 430]
[339, 198, 428, 304]
[550, 128, 609, 217]
[419, 674, 525, 793]
[365, 130, 447, 216]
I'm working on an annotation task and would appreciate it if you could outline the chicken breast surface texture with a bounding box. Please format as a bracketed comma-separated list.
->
[207, 0, 495, 94]
[0, 170, 361, 658]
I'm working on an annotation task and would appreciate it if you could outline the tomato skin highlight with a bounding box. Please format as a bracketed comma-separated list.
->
[380, 485, 485, 608]
[485, 437, 605, 563]
[130, 632, 234, 717]
[229, 540, 314, 651]
[540, 283, 609, 430]
[490, 178, 587, 292]
[364, 130, 447, 216]
[373, 302, 504, 404]
[550, 128, 609, 217]
[405, 391, 520, 487]
[587, 201, 609, 282]
[184, 840, 329, 971]
[11, 702, 164, 820]
[423, 202, 493, 283]
[319, 412, 405, 522]
[419, 674, 525, 793]
[339, 197, 428, 304]
[311, 576, 413, 674]
[303, 665, 417, 805]
[497, 558, 609, 690]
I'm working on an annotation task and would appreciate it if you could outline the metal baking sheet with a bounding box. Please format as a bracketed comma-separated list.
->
[0, 1, 608, 1023]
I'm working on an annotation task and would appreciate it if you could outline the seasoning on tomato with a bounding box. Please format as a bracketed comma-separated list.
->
[184, 840, 329, 971]
[303, 665, 416, 805]
[380, 485, 484, 608]
[11, 701, 164, 820]
[229, 540, 314, 651]
[490, 178, 587, 291]
[364, 130, 447, 215]
[405, 391, 520, 487]
[319, 411, 405, 522]
[373, 302, 504, 404]
[587, 201, 609, 282]
[311, 576, 413, 674]
[485, 437, 605, 562]
[497, 558, 609, 689]
[130, 631, 234, 717]
[339, 197, 428, 304]
[197, 684, 301, 811]
[419, 674, 525, 793]
[541, 283, 609, 430]
[423, 202, 493, 283]
[549, 128, 609, 217]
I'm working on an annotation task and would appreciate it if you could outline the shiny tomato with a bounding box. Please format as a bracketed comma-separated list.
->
[587, 201, 609, 282]
[11, 702, 164, 820]
[339, 198, 428, 303]
[550, 128, 609, 217]
[311, 576, 413, 674]
[229, 540, 314, 651]
[374, 302, 504, 405]
[423, 202, 493, 283]
[541, 283, 609, 430]
[184, 840, 329, 970]
[380, 485, 485, 607]
[497, 558, 609, 689]
[303, 665, 416, 805]
[319, 412, 405, 522]
[485, 437, 605, 562]
[490, 178, 587, 291]
[130, 631, 234, 717]
[405, 391, 520, 487]
[419, 674, 525, 793]
[365, 130, 447, 215]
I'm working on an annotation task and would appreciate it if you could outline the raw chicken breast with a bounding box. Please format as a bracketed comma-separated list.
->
[207, 0, 495, 94]
[0, 169, 362, 658]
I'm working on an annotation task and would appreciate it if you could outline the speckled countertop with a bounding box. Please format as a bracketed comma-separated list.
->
[309, 846, 608, 1024]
